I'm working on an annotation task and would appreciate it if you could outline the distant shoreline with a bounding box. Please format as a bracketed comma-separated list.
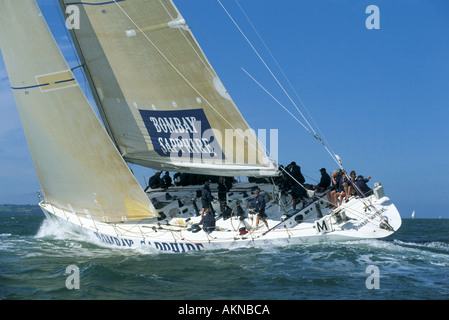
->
[0, 204, 42, 214]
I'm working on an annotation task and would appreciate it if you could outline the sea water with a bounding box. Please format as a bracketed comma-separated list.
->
[1, 211, 448, 301]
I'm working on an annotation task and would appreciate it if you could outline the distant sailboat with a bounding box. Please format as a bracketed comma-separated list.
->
[411, 210, 416, 219]
[0, 0, 402, 253]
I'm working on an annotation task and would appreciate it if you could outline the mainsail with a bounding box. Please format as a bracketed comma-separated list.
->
[59, 0, 277, 177]
[0, 0, 157, 222]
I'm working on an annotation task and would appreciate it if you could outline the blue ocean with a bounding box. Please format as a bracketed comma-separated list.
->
[1, 208, 448, 302]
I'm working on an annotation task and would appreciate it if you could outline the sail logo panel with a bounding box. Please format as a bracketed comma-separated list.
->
[36, 70, 77, 92]
[139, 108, 225, 160]
[10, 69, 77, 93]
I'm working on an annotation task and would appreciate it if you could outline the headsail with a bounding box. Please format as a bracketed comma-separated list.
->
[59, 0, 277, 177]
[0, 0, 158, 222]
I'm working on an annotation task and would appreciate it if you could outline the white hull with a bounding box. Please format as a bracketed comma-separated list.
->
[39, 182, 402, 253]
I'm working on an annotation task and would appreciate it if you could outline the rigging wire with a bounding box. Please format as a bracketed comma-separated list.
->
[230, 0, 318, 137]
[234, 0, 339, 160]
[217, 0, 342, 168]
[241, 67, 339, 167]
[217, 0, 315, 133]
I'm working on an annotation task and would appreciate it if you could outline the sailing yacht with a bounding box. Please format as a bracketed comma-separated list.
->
[0, 0, 401, 252]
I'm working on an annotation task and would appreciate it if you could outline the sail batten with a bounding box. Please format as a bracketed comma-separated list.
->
[0, 0, 158, 222]
[59, 0, 277, 177]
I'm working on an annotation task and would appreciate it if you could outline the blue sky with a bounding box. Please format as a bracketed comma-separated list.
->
[1, 0, 448, 218]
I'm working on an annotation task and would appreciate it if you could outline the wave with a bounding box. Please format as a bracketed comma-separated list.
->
[392, 239, 449, 256]
[33, 217, 164, 257]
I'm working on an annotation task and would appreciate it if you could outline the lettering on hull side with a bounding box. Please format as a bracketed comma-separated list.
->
[93, 232, 204, 252]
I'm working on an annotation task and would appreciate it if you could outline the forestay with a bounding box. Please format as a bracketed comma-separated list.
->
[0, 0, 158, 222]
[59, 0, 277, 177]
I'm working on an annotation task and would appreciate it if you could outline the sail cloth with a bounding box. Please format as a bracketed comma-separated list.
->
[0, 0, 158, 222]
[59, 0, 277, 177]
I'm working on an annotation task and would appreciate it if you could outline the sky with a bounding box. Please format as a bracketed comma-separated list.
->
[0, 0, 448, 218]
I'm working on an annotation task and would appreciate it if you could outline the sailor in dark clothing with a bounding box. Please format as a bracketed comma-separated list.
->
[224, 177, 234, 191]
[253, 189, 268, 229]
[161, 171, 172, 189]
[200, 180, 214, 216]
[144, 171, 162, 191]
[355, 175, 373, 197]
[291, 184, 308, 209]
[334, 173, 349, 206]
[217, 177, 228, 213]
[287, 161, 305, 186]
[199, 210, 216, 233]
[315, 168, 331, 192]
[287, 162, 307, 210]
[173, 172, 181, 186]
[326, 169, 342, 208]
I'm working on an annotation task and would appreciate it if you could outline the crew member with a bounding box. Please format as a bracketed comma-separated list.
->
[253, 189, 269, 229]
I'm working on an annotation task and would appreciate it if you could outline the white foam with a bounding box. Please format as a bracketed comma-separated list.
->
[34, 218, 164, 256]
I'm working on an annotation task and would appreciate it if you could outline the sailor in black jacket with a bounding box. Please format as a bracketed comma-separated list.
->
[199, 210, 216, 233]
[253, 189, 269, 229]
[200, 180, 213, 216]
